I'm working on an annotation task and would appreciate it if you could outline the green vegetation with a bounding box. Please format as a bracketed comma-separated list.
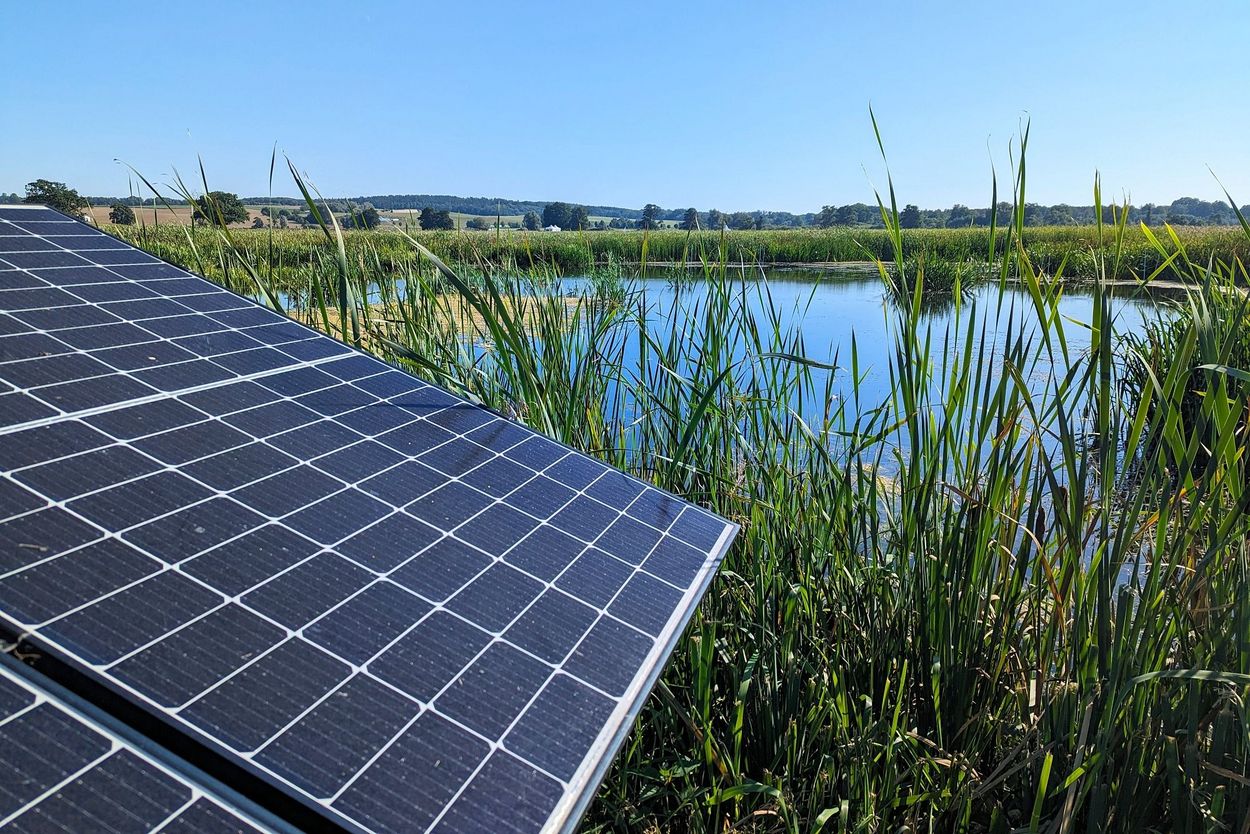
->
[22, 179, 88, 216]
[542, 201, 591, 230]
[344, 205, 381, 230]
[108, 202, 136, 225]
[418, 206, 455, 230]
[106, 221, 1250, 292]
[191, 190, 249, 225]
[127, 149, 1250, 832]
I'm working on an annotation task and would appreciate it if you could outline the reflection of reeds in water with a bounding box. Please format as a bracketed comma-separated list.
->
[123, 148, 1250, 833]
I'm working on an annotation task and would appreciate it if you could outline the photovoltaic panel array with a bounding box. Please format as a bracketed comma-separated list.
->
[0, 205, 739, 833]
[0, 656, 278, 833]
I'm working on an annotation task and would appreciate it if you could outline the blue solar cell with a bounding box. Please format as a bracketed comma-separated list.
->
[335, 511, 441, 571]
[2, 250, 93, 269]
[368, 610, 492, 701]
[0, 538, 159, 623]
[0, 508, 100, 574]
[390, 536, 493, 602]
[181, 524, 321, 597]
[0, 235, 59, 252]
[434, 642, 550, 737]
[503, 523, 586, 580]
[112, 604, 286, 708]
[563, 617, 654, 696]
[609, 572, 686, 636]
[555, 547, 635, 608]
[0, 331, 71, 361]
[446, 562, 544, 632]
[180, 638, 349, 753]
[0, 703, 111, 817]
[355, 460, 442, 504]
[254, 674, 419, 799]
[241, 552, 372, 629]
[406, 480, 492, 528]
[505, 673, 615, 782]
[432, 751, 564, 834]
[504, 589, 599, 664]
[332, 712, 486, 833]
[35, 373, 158, 411]
[41, 572, 220, 664]
[0, 478, 46, 521]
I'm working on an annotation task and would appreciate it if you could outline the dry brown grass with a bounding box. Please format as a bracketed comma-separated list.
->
[88, 204, 258, 227]
[301, 294, 581, 341]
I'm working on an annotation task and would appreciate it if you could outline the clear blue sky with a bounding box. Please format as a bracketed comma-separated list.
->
[3, 1, 1247, 212]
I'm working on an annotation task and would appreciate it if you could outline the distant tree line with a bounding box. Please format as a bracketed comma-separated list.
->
[12, 180, 1250, 230]
[812, 198, 1250, 229]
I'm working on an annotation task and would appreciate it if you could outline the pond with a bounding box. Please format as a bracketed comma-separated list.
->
[566, 267, 1172, 423]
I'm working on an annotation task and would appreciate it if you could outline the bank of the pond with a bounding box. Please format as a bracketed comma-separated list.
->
[103, 223, 1250, 292]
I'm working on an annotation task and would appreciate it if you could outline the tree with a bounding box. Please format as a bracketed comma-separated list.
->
[1045, 204, 1076, 226]
[522, 211, 541, 231]
[108, 203, 136, 225]
[566, 205, 589, 231]
[814, 205, 838, 228]
[1165, 211, 1202, 226]
[542, 202, 572, 229]
[192, 191, 249, 226]
[900, 204, 921, 229]
[840, 205, 863, 226]
[706, 208, 725, 230]
[465, 217, 490, 231]
[946, 204, 973, 227]
[727, 212, 754, 230]
[345, 205, 381, 229]
[418, 206, 454, 230]
[679, 208, 700, 230]
[24, 179, 88, 217]
[639, 203, 662, 230]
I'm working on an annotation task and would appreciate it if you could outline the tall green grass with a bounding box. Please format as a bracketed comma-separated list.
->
[142, 157, 1250, 832]
[107, 221, 1250, 293]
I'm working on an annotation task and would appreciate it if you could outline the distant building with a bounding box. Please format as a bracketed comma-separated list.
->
[544, 225, 561, 232]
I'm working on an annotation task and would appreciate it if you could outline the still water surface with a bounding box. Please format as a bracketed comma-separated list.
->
[584, 268, 1169, 419]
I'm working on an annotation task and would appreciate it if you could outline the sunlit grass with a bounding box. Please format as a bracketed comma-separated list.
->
[128, 152, 1250, 832]
[105, 221, 1250, 295]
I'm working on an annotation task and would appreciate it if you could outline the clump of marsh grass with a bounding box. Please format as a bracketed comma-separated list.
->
[128, 140, 1250, 833]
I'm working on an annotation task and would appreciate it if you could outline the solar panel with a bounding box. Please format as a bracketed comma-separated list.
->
[0, 656, 279, 833]
[0, 205, 739, 833]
